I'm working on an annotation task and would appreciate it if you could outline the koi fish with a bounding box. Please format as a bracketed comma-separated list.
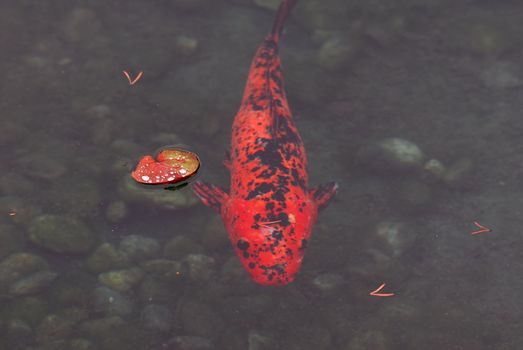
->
[193, 0, 337, 286]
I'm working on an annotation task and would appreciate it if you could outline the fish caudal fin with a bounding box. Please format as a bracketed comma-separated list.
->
[192, 181, 228, 213]
[310, 182, 338, 211]
[271, 0, 298, 43]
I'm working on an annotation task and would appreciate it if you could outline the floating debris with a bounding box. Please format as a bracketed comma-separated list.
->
[131, 146, 200, 189]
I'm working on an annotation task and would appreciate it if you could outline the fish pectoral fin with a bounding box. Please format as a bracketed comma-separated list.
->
[192, 181, 229, 213]
[310, 182, 338, 211]
[223, 150, 232, 170]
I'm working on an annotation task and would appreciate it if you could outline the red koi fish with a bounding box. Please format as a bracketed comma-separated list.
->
[193, 0, 337, 286]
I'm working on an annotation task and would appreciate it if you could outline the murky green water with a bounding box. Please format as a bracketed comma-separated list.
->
[1, 0, 522, 349]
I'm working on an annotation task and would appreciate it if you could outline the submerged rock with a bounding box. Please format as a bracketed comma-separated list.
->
[35, 314, 75, 347]
[344, 330, 391, 350]
[312, 273, 344, 292]
[357, 137, 425, 173]
[119, 175, 199, 210]
[375, 221, 418, 257]
[86, 243, 131, 273]
[317, 34, 358, 71]
[178, 301, 224, 339]
[79, 316, 125, 336]
[164, 335, 213, 350]
[105, 200, 128, 223]
[142, 304, 174, 332]
[9, 270, 58, 296]
[93, 286, 134, 316]
[15, 152, 67, 180]
[480, 61, 522, 89]
[6, 319, 33, 347]
[28, 215, 94, 254]
[248, 329, 276, 350]
[69, 338, 93, 350]
[0, 253, 49, 291]
[98, 267, 144, 292]
[184, 254, 216, 283]
[119, 235, 160, 262]
[0, 223, 23, 260]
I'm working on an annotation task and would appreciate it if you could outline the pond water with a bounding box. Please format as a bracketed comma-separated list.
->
[1, 0, 522, 349]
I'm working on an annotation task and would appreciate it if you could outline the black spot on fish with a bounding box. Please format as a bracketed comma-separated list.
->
[246, 182, 275, 200]
[271, 230, 284, 241]
[237, 239, 250, 251]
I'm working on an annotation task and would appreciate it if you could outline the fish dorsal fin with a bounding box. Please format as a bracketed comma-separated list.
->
[192, 181, 229, 213]
[309, 182, 338, 211]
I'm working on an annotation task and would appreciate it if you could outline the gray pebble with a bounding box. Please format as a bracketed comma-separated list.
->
[142, 304, 173, 332]
[93, 286, 133, 316]
[312, 273, 344, 292]
[119, 234, 160, 261]
[9, 270, 58, 296]
[165, 335, 213, 350]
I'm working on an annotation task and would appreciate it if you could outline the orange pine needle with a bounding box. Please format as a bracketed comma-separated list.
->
[123, 70, 143, 85]
[370, 283, 395, 297]
[471, 221, 491, 235]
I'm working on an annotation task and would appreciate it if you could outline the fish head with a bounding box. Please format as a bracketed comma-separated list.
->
[222, 197, 318, 286]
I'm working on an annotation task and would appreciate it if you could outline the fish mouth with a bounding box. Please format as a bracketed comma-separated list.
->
[249, 262, 295, 286]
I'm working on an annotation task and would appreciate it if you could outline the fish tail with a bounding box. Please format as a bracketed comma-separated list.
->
[270, 0, 298, 43]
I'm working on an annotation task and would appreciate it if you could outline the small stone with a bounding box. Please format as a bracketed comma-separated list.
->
[86, 243, 130, 273]
[176, 35, 199, 55]
[358, 137, 424, 172]
[9, 270, 58, 296]
[423, 159, 446, 179]
[28, 215, 94, 254]
[119, 175, 199, 210]
[142, 304, 174, 332]
[36, 314, 75, 346]
[220, 255, 249, 283]
[0, 195, 42, 225]
[165, 336, 213, 350]
[312, 273, 344, 292]
[0, 223, 23, 260]
[138, 276, 177, 304]
[93, 286, 134, 316]
[141, 259, 186, 283]
[184, 254, 216, 283]
[79, 316, 125, 336]
[98, 267, 144, 292]
[443, 158, 474, 188]
[8, 297, 49, 327]
[178, 301, 224, 339]
[344, 330, 391, 350]
[163, 235, 203, 259]
[317, 34, 357, 71]
[70, 338, 93, 350]
[376, 221, 417, 257]
[105, 200, 128, 223]
[119, 235, 160, 262]
[480, 61, 522, 89]
[0, 172, 36, 195]
[398, 181, 432, 207]
[7, 319, 33, 345]
[248, 330, 276, 350]
[14, 152, 67, 180]
[85, 104, 111, 120]
[63, 8, 102, 43]
[0, 253, 49, 290]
